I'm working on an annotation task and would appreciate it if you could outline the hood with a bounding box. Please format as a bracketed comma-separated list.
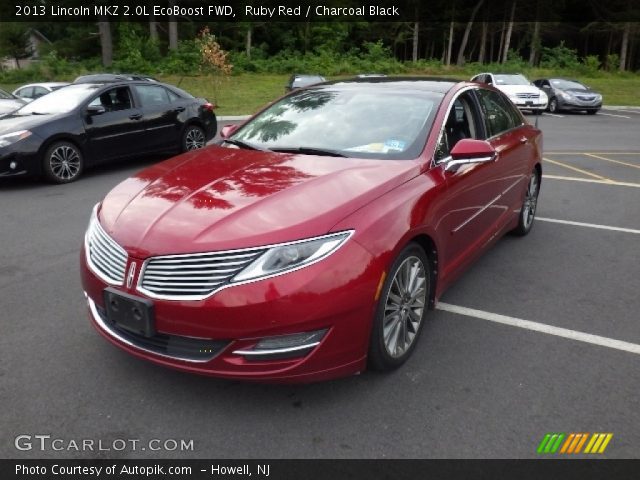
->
[0, 112, 62, 132]
[563, 88, 599, 95]
[99, 146, 420, 257]
[496, 84, 543, 95]
[0, 100, 26, 115]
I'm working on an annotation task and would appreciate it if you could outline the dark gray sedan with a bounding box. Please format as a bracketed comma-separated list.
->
[533, 78, 602, 114]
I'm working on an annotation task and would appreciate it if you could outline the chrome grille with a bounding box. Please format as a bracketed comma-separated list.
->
[516, 93, 540, 99]
[139, 248, 267, 299]
[86, 219, 127, 284]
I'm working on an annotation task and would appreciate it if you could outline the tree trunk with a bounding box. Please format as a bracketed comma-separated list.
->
[502, 2, 516, 63]
[478, 22, 487, 63]
[149, 17, 158, 41]
[456, 0, 485, 66]
[98, 20, 112, 67]
[245, 24, 252, 58]
[168, 0, 178, 50]
[498, 22, 505, 63]
[412, 21, 419, 62]
[529, 21, 540, 66]
[620, 22, 630, 71]
[446, 21, 454, 66]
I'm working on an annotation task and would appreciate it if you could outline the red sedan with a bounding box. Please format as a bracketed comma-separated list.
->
[80, 78, 542, 383]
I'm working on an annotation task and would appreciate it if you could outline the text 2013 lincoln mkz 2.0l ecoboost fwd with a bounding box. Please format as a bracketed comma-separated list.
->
[81, 78, 542, 383]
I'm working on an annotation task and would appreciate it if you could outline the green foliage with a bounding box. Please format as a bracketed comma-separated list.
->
[160, 40, 200, 75]
[540, 42, 580, 69]
[579, 55, 601, 76]
[0, 23, 32, 66]
[605, 54, 620, 71]
[112, 24, 159, 74]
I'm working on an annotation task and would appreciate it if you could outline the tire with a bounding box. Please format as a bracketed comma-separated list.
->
[42, 141, 83, 184]
[532, 109, 543, 115]
[182, 124, 206, 152]
[586, 109, 598, 115]
[368, 243, 431, 371]
[512, 168, 540, 236]
[548, 98, 559, 113]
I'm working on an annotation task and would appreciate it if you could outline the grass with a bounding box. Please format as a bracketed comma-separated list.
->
[2, 70, 639, 115]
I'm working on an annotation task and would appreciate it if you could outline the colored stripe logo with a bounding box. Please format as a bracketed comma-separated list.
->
[537, 433, 613, 454]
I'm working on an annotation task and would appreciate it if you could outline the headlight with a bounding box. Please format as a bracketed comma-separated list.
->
[232, 231, 353, 283]
[560, 91, 573, 100]
[539, 91, 548, 102]
[0, 130, 31, 148]
[595, 94, 602, 101]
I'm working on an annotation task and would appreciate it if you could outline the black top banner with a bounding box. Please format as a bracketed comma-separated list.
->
[2, 0, 640, 22]
[2, 459, 640, 480]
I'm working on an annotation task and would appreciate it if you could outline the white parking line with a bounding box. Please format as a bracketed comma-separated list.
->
[536, 217, 640, 235]
[603, 109, 640, 114]
[597, 112, 632, 119]
[436, 303, 640, 355]
[542, 112, 564, 118]
[542, 174, 640, 188]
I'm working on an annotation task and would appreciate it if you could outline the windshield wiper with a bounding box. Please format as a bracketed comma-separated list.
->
[271, 147, 348, 158]
[30, 112, 47, 115]
[223, 139, 270, 152]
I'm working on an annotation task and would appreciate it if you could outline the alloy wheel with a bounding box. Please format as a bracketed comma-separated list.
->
[185, 127, 205, 150]
[522, 173, 539, 229]
[382, 256, 427, 358]
[49, 145, 81, 181]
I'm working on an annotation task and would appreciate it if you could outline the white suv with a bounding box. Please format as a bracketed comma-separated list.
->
[471, 73, 548, 114]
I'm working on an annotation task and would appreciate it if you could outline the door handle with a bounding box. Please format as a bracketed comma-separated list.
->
[129, 113, 142, 120]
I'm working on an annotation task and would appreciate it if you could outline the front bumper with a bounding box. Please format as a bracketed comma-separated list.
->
[81, 238, 379, 383]
[557, 97, 602, 111]
[0, 136, 42, 178]
[511, 100, 548, 111]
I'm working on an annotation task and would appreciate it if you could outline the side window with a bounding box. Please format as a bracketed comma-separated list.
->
[165, 88, 180, 102]
[32, 86, 48, 98]
[435, 92, 481, 162]
[17, 87, 33, 98]
[89, 87, 133, 112]
[134, 85, 170, 107]
[476, 89, 518, 137]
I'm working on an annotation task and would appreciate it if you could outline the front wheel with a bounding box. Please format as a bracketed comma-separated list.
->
[548, 98, 559, 113]
[182, 124, 206, 152]
[512, 168, 540, 236]
[368, 243, 430, 371]
[42, 141, 83, 184]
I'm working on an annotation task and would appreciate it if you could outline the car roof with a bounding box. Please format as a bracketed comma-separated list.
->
[73, 73, 157, 84]
[18, 82, 69, 88]
[317, 76, 461, 94]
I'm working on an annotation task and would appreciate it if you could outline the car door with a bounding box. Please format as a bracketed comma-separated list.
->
[83, 86, 146, 162]
[432, 89, 507, 278]
[131, 84, 183, 151]
[475, 88, 534, 222]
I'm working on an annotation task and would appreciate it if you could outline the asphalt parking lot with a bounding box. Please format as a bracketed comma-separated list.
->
[1, 109, 639, 459]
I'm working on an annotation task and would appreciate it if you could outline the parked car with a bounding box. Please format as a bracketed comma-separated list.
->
[74, 73, 158, 84]
[0, 88, 26, 115]
[12, 82, 70, 102]
[0, 80, 216, 182]
[533, 78, 602, 114]
[284, 74, 326, 93]
[80, 77, 542, 383]
[471, 73, 548, 114]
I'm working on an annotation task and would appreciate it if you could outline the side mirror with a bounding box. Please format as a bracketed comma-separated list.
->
[220, 124, 239, 139]
[445, 139, 496, 172]
[86, 105, 106, 116]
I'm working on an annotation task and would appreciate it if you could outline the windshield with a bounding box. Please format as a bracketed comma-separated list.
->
[230, 88, 440, 160]
[494, 74, 530, 86]
[16, 84, 100, 114]
[550, 79, 588, 91]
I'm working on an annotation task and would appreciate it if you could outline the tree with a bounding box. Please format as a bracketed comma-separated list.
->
[168, 0, 178, 50]
[0, 23, 32, 69]
[456, 0, 485, 66]
[502, 2, 516, 63]
[97, 20, 112, 67]
[620, 22, 631, 71]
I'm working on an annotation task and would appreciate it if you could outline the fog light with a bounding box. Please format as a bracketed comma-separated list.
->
[233, 329, 327, 361]
[9, 161, 17, 170]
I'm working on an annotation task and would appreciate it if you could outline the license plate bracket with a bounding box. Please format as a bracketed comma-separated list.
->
[104, 287, 155, 338]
